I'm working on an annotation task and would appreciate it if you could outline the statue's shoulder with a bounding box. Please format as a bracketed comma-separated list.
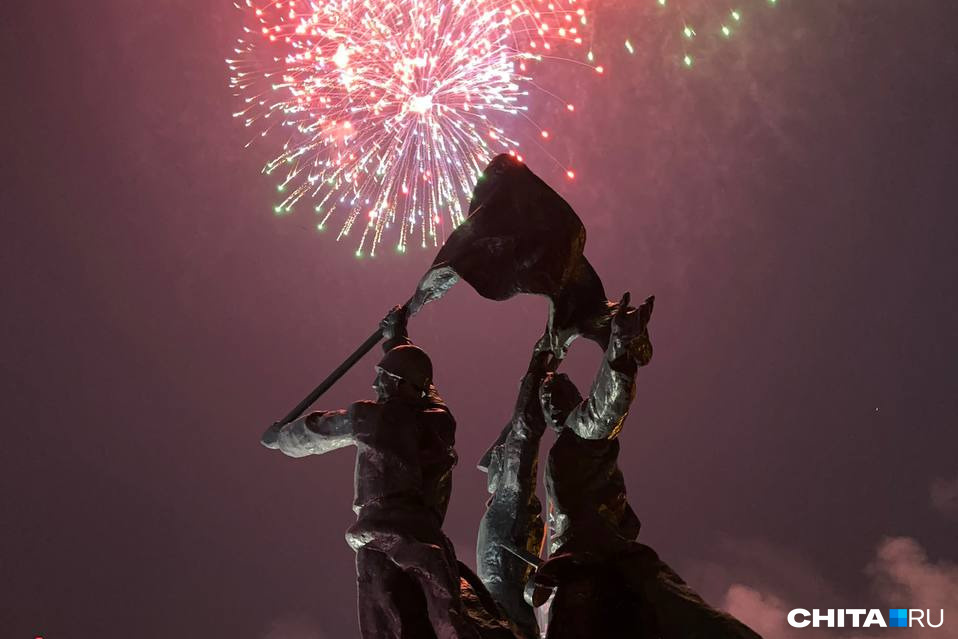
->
[420, 400, 455, 433]
[348, 400, 382, 420]
[421, 402, 452, 419]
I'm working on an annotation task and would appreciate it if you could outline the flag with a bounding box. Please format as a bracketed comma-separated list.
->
[411, 154, 614, 347]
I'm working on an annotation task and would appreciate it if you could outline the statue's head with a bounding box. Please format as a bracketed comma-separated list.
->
[540, 372, 583, 432]
[374, 345, 433, 402]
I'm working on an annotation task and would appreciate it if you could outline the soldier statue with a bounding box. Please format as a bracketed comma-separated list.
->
[477, 345, 552, 638]
[479, 293, 762, 638]
[261, 306, 480, 639]
[259, 151, 760, 638]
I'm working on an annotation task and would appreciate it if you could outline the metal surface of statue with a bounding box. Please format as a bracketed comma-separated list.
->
[540, 293, 648, 559]
[260, 155, 761, 639]
[528, 294, 762, 639]
[476, 346, 553, 639]
[261, 306, 481, 639]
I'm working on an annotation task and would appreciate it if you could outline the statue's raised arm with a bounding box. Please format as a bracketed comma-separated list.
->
[476, 341, 555, 638]
[563, 293, 653, 441]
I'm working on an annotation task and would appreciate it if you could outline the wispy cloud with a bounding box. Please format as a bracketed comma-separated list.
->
[930, 475, 958, 519]
[724, 583, 818, 639]
[720, 537, 956, 639]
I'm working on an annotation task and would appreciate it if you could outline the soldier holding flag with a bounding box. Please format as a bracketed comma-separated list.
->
[261, 154, 761, 638]
[262, 306, 479, 639]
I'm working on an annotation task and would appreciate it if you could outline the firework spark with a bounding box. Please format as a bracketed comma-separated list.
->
[228, 0, 591, 256]
[627, 0, 780, 68]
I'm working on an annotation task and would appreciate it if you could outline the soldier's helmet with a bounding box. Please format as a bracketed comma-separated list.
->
[376, 345, 433, 392]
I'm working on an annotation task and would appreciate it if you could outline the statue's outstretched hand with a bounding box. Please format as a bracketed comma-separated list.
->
[261, 422, 282, 449]
[609, 292, 654, 366]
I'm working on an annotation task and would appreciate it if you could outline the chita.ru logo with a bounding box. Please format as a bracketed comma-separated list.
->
[787, 608, 945, 629]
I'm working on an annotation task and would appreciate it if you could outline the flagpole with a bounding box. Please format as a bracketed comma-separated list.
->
[271, 296, 424, 428]
[272, 327, 385, 428]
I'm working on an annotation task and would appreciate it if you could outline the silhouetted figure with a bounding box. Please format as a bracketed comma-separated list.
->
[531, 294, 761, 639]
[475, 292, 647, 638]
[262, 306, 479, 639]
[477, 345, 552, 639]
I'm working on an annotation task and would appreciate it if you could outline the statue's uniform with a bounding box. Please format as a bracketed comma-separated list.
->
[545, 355, 640, 557]
[274, 343, 477, 639]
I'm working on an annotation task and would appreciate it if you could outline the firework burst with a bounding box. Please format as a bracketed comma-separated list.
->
[228, 0, 591, 256]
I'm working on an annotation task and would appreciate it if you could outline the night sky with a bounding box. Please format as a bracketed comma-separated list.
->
[2, 2, 957, 638]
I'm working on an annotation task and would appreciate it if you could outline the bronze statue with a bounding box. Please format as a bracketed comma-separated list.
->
[477, 346, 552, 638]
[478, 293, 762, 638]
[260, 155, 761, 638]
[261, 306, 481, 639]
[530, 292, 651, 636]
[540, 292, 650, 559]
[476, 293, 646, 637]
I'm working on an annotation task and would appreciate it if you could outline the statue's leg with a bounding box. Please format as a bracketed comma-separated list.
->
[391, 538, 479, 639]
[477, 421, 545, 638]
[477, 499, 541, 636]
[356, 547, 403, 639]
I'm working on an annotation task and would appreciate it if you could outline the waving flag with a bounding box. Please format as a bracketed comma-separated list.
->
[412, 154, 614, 347]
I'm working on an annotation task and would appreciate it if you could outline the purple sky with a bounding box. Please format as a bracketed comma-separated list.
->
[2, 2, 956, 638]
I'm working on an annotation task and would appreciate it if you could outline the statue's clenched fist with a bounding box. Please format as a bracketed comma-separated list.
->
[608, 292, 654, 367]
[379, 305, 409, 342]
